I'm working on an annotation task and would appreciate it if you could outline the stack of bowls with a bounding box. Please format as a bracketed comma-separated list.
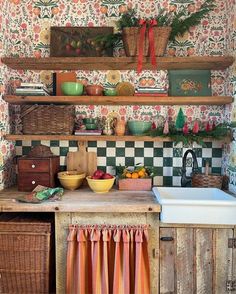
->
[83, 118, 97, 130]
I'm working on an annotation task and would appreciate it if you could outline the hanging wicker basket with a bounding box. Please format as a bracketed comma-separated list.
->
[122, 26, 172, 57]
[21, 105, 75, 135]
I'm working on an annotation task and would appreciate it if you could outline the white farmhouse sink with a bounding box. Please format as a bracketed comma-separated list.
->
[152, 187, 236, 225]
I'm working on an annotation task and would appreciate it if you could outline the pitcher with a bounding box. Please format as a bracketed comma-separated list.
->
[114, 118, 126, 136]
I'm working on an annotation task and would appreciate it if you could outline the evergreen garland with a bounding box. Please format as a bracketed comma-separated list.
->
[150, 123, 230, 146]
[170, 0, 216, 40]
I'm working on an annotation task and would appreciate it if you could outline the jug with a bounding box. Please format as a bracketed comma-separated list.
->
[114, 118, 126, 136]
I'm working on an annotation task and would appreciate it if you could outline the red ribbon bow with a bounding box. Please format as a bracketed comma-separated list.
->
[137, 19, 158, 74]
[137, 19, 147, 74]
[149, 19, 158, 68]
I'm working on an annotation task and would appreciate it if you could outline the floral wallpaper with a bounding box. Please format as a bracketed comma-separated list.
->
[0, 0, 235, 189]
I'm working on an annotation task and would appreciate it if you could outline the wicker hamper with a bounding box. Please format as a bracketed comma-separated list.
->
[0, 213, 54, 294]
[21, 105, 75, 135]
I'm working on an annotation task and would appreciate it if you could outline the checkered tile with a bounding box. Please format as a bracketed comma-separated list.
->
[15, 140, 223, 187]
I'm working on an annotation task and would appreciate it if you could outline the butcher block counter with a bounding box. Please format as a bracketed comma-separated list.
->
[0, 186, 161, 212]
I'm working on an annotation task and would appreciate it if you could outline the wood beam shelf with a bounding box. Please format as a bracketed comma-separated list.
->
[3, 95, 234, 105]
[5, 134, 230, 143]
[1, 56, 234, 71]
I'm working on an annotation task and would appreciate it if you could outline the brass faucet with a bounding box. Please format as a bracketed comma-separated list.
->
[181, 149, 199, 187]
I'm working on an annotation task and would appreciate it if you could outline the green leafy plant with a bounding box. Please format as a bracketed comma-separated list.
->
[97, 0, 216, 49]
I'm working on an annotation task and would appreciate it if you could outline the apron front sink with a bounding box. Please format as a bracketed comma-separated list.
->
[153, 187, 236, 225]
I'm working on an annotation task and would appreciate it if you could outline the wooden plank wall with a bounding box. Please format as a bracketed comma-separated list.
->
[159, 227, 234, 294]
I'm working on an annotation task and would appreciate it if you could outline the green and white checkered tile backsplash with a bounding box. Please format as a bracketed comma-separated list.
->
[15, 140, 223, 187]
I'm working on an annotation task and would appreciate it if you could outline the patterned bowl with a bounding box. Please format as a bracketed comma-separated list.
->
[128, 120, 152, 135]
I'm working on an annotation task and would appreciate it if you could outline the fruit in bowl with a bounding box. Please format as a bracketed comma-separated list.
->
[87, 169, 115, 193]
[58, 171, 86, 190]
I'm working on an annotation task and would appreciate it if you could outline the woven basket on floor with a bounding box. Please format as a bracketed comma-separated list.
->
[122, 26, 172, 57]
[21, 105, 74, 135]
[0, 213, 54, 294]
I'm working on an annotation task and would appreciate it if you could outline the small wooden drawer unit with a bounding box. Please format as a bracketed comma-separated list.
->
[17, 156, 60, 191]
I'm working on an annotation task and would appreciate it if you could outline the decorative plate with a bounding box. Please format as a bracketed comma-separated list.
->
[116, 82, 135, 96]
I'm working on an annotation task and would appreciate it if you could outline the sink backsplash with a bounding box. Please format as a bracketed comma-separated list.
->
[15, 140, 223, 187]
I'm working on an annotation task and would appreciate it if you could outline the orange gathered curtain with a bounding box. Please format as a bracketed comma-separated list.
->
[66, 224, 150, 294]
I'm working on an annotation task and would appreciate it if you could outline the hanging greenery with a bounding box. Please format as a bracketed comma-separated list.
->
[150, 123, 230, 146]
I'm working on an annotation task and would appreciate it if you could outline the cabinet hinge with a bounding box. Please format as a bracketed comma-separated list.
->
[226, 280, 236, 291]
[228, 238, 236, 248]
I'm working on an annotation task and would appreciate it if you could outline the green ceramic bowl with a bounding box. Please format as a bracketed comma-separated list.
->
[128, 120, 152, 135]
[83, 118, 96, 124]
[104, 88, 117, 96]
[61, 82, 84, 96]
[85, 123, 97, 130]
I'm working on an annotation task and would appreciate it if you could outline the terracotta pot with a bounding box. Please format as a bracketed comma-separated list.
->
[86, 85, 103, 96]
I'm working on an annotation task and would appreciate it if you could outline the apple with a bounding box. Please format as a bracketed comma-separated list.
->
[76, 48, 81, 55]
[91, 175, 101, 179]
[65, 44, 71, 52]
[102, 173, 113, 179]
[93, 169, 105, 179]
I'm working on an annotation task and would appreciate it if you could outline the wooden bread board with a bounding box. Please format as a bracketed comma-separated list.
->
[66, 147, 97, 176]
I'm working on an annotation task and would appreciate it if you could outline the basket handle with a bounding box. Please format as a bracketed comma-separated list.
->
[21, 105, 38, 119]
[205, 161, 209, 176]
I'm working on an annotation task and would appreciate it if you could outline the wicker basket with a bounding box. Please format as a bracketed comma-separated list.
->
[192, 174, 223, 189]
[21, 105, 74, 135]
[0, 213, 54, 294]
[192, 162, 223, 189]
[122, 26, 172, 57]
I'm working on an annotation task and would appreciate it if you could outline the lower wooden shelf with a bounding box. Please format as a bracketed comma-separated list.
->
[5, 134, 230, 143]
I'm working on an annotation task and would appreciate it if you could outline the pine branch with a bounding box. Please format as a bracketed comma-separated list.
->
[170, 0, 216, 40]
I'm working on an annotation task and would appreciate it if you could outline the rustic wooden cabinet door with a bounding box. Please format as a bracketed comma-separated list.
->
[159, 227, 234, 294]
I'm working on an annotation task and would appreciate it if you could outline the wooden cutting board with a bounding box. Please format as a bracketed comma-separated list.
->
[66, 144, 97, 176]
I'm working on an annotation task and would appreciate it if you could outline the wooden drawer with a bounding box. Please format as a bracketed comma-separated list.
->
[18, 159, 50, 173]
[18, 173, 51, 191]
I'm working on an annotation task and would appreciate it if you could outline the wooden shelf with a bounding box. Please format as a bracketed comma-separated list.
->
[1, 56, 234, 71]
[3, 95, 234, 105]
[5, 134, 230, 143]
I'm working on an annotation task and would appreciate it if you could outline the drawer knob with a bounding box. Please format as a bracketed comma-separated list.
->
[31, 164, 36, 168]
[32, 180, 36, 184]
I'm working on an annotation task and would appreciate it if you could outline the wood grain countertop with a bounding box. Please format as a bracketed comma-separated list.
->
[0, 187, 161, 213]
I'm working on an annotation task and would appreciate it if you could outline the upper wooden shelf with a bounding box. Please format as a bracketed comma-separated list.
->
[3, 95, 234, 105]
[1, 56, 234, 71]
[5, 134, 231, 143]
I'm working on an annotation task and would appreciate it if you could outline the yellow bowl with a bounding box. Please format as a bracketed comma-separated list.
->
[58, 171, 86, 190]
[86, 176, 115, 193]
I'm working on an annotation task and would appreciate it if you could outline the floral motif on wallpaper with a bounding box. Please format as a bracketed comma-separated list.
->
[0, 0, 236, 188]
